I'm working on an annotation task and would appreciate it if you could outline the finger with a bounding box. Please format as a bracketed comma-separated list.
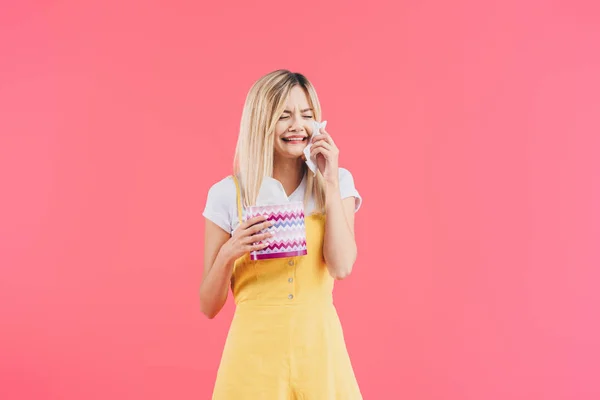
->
[310, 141, 332, 151]
[241, 215, 268, 229]
[313, 137, 335, 151]
[312, 133, 331, 143]
[243, 231, 273, 244]
[311, 147, 330, 160]
[248, 242, 270, 252]
[311, 142, 331, 154]
[245, 219, 273, 236]
[311, 144, 328, 153]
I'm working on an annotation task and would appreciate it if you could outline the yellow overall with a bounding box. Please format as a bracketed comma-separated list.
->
[212, 176, 362, 399]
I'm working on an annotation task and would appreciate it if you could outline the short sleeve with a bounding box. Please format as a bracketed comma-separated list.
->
[202, 176, 238, 234]
[338, 167, 362, 212]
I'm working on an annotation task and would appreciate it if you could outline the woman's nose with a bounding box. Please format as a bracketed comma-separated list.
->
[289, 117, 305, 132]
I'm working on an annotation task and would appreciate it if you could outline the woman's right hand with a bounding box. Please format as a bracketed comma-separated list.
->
[221, 215, 273, 262]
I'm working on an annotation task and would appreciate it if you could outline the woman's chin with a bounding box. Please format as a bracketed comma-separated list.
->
[275, 151, 306, 161]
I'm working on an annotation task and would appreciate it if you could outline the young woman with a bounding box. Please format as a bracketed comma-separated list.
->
[200, 69, 363, 399]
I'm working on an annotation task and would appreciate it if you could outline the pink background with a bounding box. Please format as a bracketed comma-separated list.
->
[1, 1, 599, 399]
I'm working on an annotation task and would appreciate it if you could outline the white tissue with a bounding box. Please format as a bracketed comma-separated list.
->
[303, 120, 327, 175]
[256, 177, 289, 206]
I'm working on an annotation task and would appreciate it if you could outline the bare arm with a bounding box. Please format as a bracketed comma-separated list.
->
[199, 220, 235, 319]
[199, 216, 272, 319]
[323, 185, 357, 279]
[309, 124, 359, 280]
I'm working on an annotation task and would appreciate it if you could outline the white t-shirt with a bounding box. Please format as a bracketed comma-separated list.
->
[202, 167, 362, 234]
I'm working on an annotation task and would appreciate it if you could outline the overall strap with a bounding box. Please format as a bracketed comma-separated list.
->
[231, 175, 243, 225]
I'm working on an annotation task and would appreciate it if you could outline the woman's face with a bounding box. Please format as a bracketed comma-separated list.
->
[273, 85, 315, 161]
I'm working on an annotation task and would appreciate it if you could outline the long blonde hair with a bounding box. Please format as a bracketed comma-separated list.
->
[233, 70, 326, 213]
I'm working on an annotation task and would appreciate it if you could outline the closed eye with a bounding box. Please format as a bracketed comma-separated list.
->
[279, 115, 313, 120]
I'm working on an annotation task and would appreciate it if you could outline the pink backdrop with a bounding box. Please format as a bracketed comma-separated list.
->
[1, 1, 599, 399]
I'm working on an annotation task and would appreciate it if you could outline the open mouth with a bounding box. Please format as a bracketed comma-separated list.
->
[282, 137, 307, 143]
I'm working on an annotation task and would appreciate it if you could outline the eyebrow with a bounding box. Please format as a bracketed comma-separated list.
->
[283, 108, 314, 113]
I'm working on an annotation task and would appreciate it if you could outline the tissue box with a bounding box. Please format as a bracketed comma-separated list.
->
[245, 201, 307, 260]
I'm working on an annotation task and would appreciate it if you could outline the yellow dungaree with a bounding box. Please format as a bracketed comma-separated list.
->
[212, 176, 362, 399]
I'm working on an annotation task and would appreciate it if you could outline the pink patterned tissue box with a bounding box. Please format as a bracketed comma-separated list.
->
[245, 201, 307, 260]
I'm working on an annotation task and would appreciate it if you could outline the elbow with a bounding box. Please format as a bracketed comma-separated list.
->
[202, 310, 218, 319]
[199, 292, 222, 320]
[324, 247, 357, 280]
[332, 269, 352, 280]
[199, 301, 213, 319]
[200, 303, 220, 319]
[328, 259, 356, 280]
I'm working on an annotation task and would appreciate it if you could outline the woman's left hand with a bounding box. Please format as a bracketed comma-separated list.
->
[310, 127, 339, 186]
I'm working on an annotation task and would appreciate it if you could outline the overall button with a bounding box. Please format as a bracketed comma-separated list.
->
[288, 277, 293, 283]
[288, 294, 294, 300]
[288, 260, 294, 266]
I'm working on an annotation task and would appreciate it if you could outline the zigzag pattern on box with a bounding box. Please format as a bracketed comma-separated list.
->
[247, 202, 307, 260]
[262, 236, 307, 253]
[249, 203, 304, 214]
[245, 212, 305, 223]
[267, 239, 307, 249]
[260, 243, 307, 254]
[266, 210, 304, 221]
[270, 220, 305, 230]
[266, 211, 304, 221]
[264, 229, 306, 241]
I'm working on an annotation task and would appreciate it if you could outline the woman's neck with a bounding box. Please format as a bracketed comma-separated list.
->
[272, 158, 305, 197]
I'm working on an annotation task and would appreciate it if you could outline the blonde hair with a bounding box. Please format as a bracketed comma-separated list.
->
[233, 70, 326, 213]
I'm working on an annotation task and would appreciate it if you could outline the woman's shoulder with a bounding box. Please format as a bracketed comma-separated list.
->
[206, 175, 237, 198]
[203, 175, 238, 234]
[338, 167, 354, 180]
[337, 167, 359, 189]
[337, 167, 362, 211]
